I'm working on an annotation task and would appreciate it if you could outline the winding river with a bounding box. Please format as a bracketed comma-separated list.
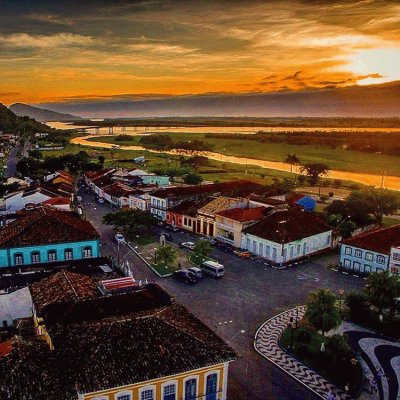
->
[70, 133, 400, 191]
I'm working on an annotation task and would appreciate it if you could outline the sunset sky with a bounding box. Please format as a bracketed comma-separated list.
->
[1, 0, 400, 105]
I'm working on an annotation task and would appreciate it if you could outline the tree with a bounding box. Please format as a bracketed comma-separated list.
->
[305, 289, 341, 351]
[346, 188, 399, 225]
[325, 334, 351, 366]
[29, 149, 43, 159]
[155, 245, 177, 266]
[180, 155, 208, 170]
[300, 163, 329, 186]
[98, 155, 105, 164]
[284, 153, 301, 174]
[103, 209, 159, 240]
[193, 239, 213, 259]
[346, 291, 369, 321]
[365, 272, 400, 319]
[184, 172, 203, 185]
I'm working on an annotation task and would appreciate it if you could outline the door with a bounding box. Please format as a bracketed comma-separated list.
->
[185, 379, 197, 400]
[206, 373, 218, 400]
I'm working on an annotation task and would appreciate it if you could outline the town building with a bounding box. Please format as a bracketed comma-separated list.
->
[0, 206, 100, 269]
[0, 270, 238, 399]
[339, 225, 400, 274]
[242, 208, 333, 264]
[215, 206, 268, 248]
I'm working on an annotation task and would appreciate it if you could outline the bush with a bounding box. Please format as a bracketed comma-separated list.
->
[297, 328, 311, 344]
[329, 191, 334, 197]
[184, 172, 203, 185]
[346, 291, 369, 320]
[115, 134, 133, 142]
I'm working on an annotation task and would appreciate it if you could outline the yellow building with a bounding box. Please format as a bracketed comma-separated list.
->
[1, 271, 237, 400]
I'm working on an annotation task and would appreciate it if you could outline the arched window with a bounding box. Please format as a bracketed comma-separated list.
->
[205, 373, 218, 400]
[83, 246, 92, 258]
[64, 248, 73, 260]
[31, 252, 40, 264]
[185, 378, 198, 400]
[14, 253, 24, 265]
[48, 250, 57, 262]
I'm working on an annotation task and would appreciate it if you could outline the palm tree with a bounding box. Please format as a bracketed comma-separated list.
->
[365, 272, 400, 320]
[285, 153, 301, 174]
[155, 245, 177, 267]
[194, 239, 213, 259]
[305, 289, 341, 351]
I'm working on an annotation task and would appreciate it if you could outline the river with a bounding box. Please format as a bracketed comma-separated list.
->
[70, 134, 400, 191]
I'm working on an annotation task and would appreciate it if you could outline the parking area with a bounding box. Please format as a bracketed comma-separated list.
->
[80, 190, 365, 400]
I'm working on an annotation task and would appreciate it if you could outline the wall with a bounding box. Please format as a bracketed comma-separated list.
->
[339, 244, 389, 274]
[0, 239, 100, 268]
[141, 175, 170, 186]
[242, 230, 332, 263]
[5, 191, 51, 212]
[82, 363, 228, 400]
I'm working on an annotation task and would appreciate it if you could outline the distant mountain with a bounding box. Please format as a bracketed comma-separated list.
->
[37, 81, 400, 118]
[0, 103, 56, 133]
[9, 103, 81, 122]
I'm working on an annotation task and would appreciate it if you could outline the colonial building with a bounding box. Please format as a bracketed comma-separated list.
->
[0, 206, 100, 269]
[242, 208, 333, 264]
[215, 206, 268, 248]
[339, 225, 400, 274]
[0, 271, 238, 399]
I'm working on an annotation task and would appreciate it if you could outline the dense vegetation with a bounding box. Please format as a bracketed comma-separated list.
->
[205, 130, 400, 157]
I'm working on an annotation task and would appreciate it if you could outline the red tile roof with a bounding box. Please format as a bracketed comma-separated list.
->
[245, 208, 331, 243]
[0, 206, 100, 248]
[30, 270, 98, 314]
[42, 196, 70, 206]
[216, 206, 267, 222]
[153, 180, 266, 199]
[342, 225, 400, 255]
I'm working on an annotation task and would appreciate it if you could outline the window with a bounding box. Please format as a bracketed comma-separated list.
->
[326, 234, 331, 245]
[393, 252, 400, 261]
[31, 252, 40, 264]
[377, 255, 385, 265]
[364, 264, 372, 273]
[354, 249, 362, 258]
[83, 246, 92, 258]
[141, 390, 154, 400]
[344, 259, 351, 268]
[185, 378, 197, 400]
[48, 250, 57, 262]
[272, 248, 277, 260]
[163, 384, 176, 400]
[265, 245, 271, 257]
[117, 396, 131, 400]
[14, 253, 24, 265]
[297, 244, 301, 254]
[252, 241, 257, 253]
[345, 247, 352, 255]
[206, 373, 218, 400]
[365, 252, 374, 261]
[259, 243, 264, 256]
[353, 261, 361, 271]
[64, 249, 73, 260]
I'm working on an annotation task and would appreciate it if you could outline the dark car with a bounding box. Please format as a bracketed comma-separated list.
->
[173, 270, 197, 284]
[165, 224, 180, 232]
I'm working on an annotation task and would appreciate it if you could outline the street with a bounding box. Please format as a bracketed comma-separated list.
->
[81, 190, 365, 400]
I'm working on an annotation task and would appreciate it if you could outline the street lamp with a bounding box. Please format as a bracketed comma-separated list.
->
[338, 288, 344, 317]
[154, 247, 158, 264]
[288, 317, 295, 352]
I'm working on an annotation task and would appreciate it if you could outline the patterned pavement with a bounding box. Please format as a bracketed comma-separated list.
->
[254, 306, 350, 400]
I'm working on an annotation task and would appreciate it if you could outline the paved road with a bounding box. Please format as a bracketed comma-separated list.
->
[4, 145, 19, 178]
[80, 189, 364, 400]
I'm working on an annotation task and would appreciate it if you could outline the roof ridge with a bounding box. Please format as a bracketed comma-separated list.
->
[62, 270, 80, 301]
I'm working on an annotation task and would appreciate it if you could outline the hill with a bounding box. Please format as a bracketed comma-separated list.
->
[9, 103, 81, 122]
[38, 81, 400, 118]
[0, 103, 56, 134]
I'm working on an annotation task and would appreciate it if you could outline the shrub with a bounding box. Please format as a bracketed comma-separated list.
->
[297, 328, 311, 344]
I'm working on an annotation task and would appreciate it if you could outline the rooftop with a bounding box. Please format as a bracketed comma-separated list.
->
[342, 225, 400, 255]
[0, 206, 100, 248]
[198, 196, 242, 216]
[168, 199, 210, 217]
[245, 208, 332, 243]
[216, 206, 267, 222]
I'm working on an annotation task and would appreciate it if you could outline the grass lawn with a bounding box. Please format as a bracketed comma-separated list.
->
[134, 234, 156, 246]
[382, 215, 400, 227]
[280, 327, 363, 395]
[151, 262, 178, 276]
[86, 132, 400, 176]
[189, 253, 214, 266]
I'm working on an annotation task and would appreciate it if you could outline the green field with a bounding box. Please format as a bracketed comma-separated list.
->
[86, 132, 400, 176]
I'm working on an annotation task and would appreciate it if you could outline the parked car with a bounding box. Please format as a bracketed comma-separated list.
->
[165, 224, 180, 232]
[173, 270, 197, 284]
[76, 196, 82, 202]
[201, 260, 225, 279]
[187, 267, 203, 279]
[208, 237, 217, 246]
[115, 233, 125, 244]
[179, 241, 196, 250]
[96, 196, 105, 204]
[233, 249, 251, 258]
[159, 232, 172, 241]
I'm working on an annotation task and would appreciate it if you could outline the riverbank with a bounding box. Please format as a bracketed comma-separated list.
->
[71, 134, 400, 191]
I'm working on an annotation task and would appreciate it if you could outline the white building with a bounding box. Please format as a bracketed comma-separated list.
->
[0, 287, 32, 327]
[241, 209, 333, 265]
[340, 225, 400, 275]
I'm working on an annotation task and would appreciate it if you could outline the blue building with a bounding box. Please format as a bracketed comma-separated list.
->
[0, 206, 100, 269]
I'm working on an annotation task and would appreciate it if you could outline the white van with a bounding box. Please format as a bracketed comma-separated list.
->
[201, 260, 225, 279]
